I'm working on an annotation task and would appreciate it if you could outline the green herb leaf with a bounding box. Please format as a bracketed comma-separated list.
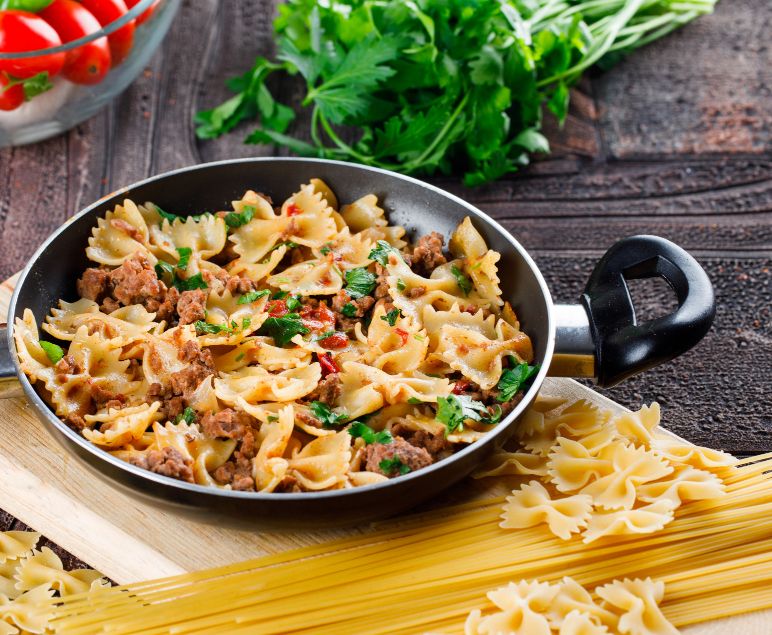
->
[12, 71, 53, 100]
[407, 397, 422, 404]
[450, 265, 473, 296]
[368, 240, 396, 266]
[348, 421, 393, 445]
[313, 330, 336, 342]
[343, 267, 376, 299]
[286, 295, 302, 311]
[272, 290, 289, 299]
[380, 308, 402, 326]
[176, 247, 192, 270]
[175, 407, 196, 424]
[435, 395, 465, 434]
[39, 341, 64, 365]
[497, 362, 539, 402]
[224, 206, 255, 229]
[154, 260, 175, 282]
[237, 289, 270, 304]
[320, 245, 332, 255]
[379, 456, 411, 475]
[341, 303, 358, 318]
[396, 278, 406, 292]
[194, 321, 231, 335]
[480, 404, 503, 425]
[310, 401, 349, 428]
[258, 313, 309, 347]
[174, 273, 208, 292]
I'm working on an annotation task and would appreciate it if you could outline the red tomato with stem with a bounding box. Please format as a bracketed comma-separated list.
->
[124, 0, 157, 25]
[78, 0, 135, 66]
[0, 11, 65, 79]
[39, 0, 111, 85]
[0, 73, 24, 111]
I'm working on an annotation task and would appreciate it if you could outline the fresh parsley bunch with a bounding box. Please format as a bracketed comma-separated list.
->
[196, 0, 715, 186]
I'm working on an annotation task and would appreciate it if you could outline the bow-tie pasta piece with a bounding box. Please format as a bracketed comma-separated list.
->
[83, 402, 162, 448]
[339, 194, 407, 249]
[612, 403, 661, 447]
[287, 430, 352, 490]
[548, 577, 618, 631]
[551, 400, 616, 455]
[558, 611, 611, 635]
[227, 244, 288, 284]
[13, 547, 106, 596]
[86, 199, 155, 266]
[141, 325, 197, 387]
[0, 561, 19, 600]
[651, 437, 736, 473]
[363, 304, 428, 373]
[215, 364, 321, 405]
[13, 311, 56, 385]
[595, 578, 678, 635]
[500, 481, 593, 540]
[150, 213, 227, 262]
[636, 466, 725, 506]
[0, 584, 55, 634]
[449, 216, 504, 309]
[267, 258, 344, 296]
[214, 337, 312, 373]
[547, 437, 614, 493]
[197, 288, 267, 346]
[464, 580, 560, 635]
[312, 227, 374, 270]
[580, 444, 673, 510]
[252, 404, 294, 492]
[422, 303, 497, 349]
[0, 533, 39, 566]
[582, 500, 676, 544]
[472, 450, 549, 479]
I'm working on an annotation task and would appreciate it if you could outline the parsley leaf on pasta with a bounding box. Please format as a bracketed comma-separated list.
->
[379, 456, 411, 475]
[368, 240, 397, 266]
[348, 421, 392, 445]
[237, 289, 270, 305]
[497, 361, 539, 402]
[450, 265, 473, 296]
[176, 247, 192, 270]
[258, 313, 309, 347]
[39, 341, 64, 365]
[175, 407, 196, 424]
[224, 205, 255, 228]
[344, 267, 376, 299]
[310, 402, 350, 429]
[380, 308, 402, 326]
[341, 303, 358, 318]
[175, 273, 208, 291]
[436, 394, 489, 434]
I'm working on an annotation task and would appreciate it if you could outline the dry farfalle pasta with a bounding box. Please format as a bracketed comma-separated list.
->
[463, 576, 676, 635]
[0, 531, 106, 635]
[477, 396, 731, 542]
[16, 180, 535, 493]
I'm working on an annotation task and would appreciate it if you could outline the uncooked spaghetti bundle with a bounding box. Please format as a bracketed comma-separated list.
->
[6, 398, 771, 634]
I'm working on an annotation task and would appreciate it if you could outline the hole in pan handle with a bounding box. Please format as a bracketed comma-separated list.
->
[551, 235, 716, 387]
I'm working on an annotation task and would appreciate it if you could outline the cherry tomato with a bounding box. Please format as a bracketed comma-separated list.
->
[0, 11, 65, 79]
[124, 0, 157, 25]
[318, 332, 348, 350]
[40, 0, 111, 85]
[78, 0, 135, 66]
[0, 73, 24, 111]
[318, 352, 340, 377]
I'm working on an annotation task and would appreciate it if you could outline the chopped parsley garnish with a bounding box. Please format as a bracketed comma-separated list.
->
[396, 278, 406, 292]
[154, 260, 175, 280]
[450, 265, 473, 297]
[235, 352, 246, 361]
[155, 205, 211, 223]
[175, 407, 196, 424]
[310, 401, 349, 428]
[242, 317, 252, 330]
[480, 404, 503, 425]
[313, 330, 336, 342]
[285, 294, 302, 311]
[348, 421, 392, 445]
[380, 308, 402, 326]
[343, 267, 376, 299]
[272, 290, 289, 299]
[154, 205, 180, 223]
[237, 289, 270, 305]
[175, 273, 208, 291]
[379, 456, 411, 475]
[368, 240, 397, 266]
[39, 341, 64, 365]
[497, 360, 540, 402]
[258, 313, 309, 346]
[176, 247, 192, 270]
[341, 303, 358, 318]
[224, 205, 255, 228]
[194, 321, 232, 335]
[407, 397, 422, 404]
[435, 394, 490, 434]
[269, 240, 298, 253]
[320, 244, 332, 255]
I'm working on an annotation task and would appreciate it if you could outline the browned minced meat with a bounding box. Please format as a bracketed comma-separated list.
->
[374, 264, 391, 300]
[90, 384, 126, 410]
[176, 289, 207, 325]
[407, 286, 426, 298]
[147, 383, 186, 422]
[110, 218, 144, 243]
[76, 267, 110, 303]
[65, 413, 87, 431]
[365, 437, 433, 476]
[306, 374, 342, 406]
[169, 341, 215, 400]
[199, 408, 253, 440]
[213, 428, 257, 491]
[225, 275, 256, 295]
[54, 355, 80, 380]
[331, 289, 374, 317]
[391, 423, 451, 460]
[108, 253, 165, 309]
[130, 447, 193, 483]
[411, 232, 447, 275]
[296, 409, 322, 429]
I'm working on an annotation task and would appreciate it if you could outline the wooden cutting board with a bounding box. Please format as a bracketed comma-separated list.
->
[0, 273, 767, 633]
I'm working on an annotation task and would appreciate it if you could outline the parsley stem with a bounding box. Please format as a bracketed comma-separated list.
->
[402, 92, 469, 172]
[318, 111, 375, 164]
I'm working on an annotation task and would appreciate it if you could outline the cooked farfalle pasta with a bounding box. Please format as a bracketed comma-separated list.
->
[480, 396, 731, 542]
[16, 180, 534, 493]
[0, 531, 106, 635]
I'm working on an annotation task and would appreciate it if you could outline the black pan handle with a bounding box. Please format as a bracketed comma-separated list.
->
[0, 325, 23, 399]
[579, 235, 715, 387]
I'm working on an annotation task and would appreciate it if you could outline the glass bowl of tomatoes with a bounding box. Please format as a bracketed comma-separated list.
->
[0, 0, 180, 146]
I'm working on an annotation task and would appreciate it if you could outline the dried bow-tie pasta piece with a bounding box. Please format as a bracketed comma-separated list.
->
[86, 199, 154, 266]
[464, 580, 559, 635]
[651, 437, 736, 472]
[13, 547, 106, 596]
[0, 533, 39, 565]
[547, 437, 614, 493]
[580, 443, 673, 510]
[558, 610, 611, 635]
[500, 481, 593, 540]
[611, 403, 661, 447]
[472, 450, 548, 479]
[548, 577, 618, 630]
[635, 466, 725, 505]
[0, 584, 55, 634]
[595, 578, 677, 635]
[582, 500, 676, 544]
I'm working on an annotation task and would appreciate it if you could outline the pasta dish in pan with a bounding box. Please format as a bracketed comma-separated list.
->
[14, 180, 534, 492]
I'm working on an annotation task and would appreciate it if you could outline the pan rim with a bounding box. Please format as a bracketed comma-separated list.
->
[7, 157, 556, 502]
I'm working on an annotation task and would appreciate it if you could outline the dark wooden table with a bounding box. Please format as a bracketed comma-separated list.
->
[0, 0, 769, 567]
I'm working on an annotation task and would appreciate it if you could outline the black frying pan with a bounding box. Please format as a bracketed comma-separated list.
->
[0, 158, 715, 528]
